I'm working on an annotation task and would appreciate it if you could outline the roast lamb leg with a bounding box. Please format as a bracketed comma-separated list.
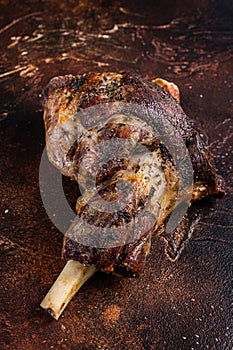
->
[40, 72, 225, 319]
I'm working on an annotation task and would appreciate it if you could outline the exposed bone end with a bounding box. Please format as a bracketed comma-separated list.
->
[152, 78, 180, 103]
[40, 260, 96, 320]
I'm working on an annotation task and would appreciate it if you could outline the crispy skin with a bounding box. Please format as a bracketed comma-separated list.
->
[43, 72, 225, 276]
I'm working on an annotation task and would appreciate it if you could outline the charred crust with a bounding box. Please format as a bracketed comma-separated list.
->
[45, 71, 225, 277]
[71, 75, 86, 92]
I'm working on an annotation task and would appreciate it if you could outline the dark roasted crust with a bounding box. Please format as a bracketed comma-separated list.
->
[62, 141, 171, 275]
[44, 72, 225, 198]
[43, 72, 226, 276]
[63, 230, 152, 277]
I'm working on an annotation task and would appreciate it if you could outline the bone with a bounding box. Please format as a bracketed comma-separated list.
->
[40, 260, 96, 320]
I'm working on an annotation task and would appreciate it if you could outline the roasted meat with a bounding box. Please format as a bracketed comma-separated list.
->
[40, 72, 225, 319]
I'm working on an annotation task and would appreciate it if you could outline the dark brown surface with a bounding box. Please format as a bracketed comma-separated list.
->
[0, 1, 232, 349]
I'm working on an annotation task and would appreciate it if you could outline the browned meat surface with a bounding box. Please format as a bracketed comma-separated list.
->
[43, 72, 225, 276]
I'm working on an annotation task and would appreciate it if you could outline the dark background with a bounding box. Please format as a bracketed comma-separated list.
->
[0, 1, 232, 349]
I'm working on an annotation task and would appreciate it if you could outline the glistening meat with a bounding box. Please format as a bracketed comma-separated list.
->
[40, 72, 225, 319]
